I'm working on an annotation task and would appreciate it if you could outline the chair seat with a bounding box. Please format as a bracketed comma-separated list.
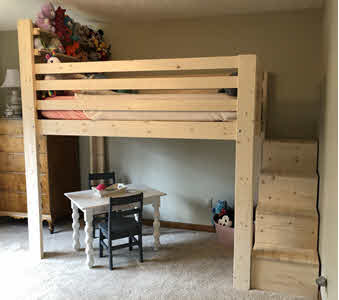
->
[99, 216, 140, 239]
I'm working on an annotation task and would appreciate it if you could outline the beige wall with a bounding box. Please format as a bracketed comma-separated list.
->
[318, 0, 338, 298]
[91, 10, 323, 223]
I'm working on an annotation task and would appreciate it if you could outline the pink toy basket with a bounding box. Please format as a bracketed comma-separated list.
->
[214, 221, 234, 248]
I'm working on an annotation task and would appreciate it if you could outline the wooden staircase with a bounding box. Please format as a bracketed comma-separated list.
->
[251, 140, 319, 299]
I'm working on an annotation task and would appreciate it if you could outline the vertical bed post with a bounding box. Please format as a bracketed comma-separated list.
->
[17, 19, 44, 259]
[234, 55, 262, 290]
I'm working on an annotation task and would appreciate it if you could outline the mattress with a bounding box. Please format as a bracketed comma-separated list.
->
[40, 94, 237, 122]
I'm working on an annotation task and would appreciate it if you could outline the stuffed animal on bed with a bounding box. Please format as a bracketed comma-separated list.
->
[35, 2, 56, 32]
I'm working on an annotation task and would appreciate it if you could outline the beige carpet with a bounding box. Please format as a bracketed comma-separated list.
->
[0, 218, 306, 300]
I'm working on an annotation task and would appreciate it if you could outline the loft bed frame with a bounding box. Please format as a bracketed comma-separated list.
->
[17, 19, 268, 290]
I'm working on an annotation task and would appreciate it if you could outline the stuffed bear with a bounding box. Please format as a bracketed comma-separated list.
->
[35, 2, 56, 32]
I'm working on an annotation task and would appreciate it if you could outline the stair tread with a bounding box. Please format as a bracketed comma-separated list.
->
[261, 169, 317, 179]
[252, 247, 319, 266]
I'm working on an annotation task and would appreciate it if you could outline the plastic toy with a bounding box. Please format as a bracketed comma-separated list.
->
[218, 215, 233, 227]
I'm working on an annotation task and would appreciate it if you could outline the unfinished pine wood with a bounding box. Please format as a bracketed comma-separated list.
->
[255, 211, 318, 250]
[35, 56, 238, 74]
[89, 137, 105, 173]
[261, 72, 268, 137]
[18, 19, 43, 259]
[233, 55, 261, 290]
[0, 173, 48, 194]
[36, 94, 237, 112]
[259, 171, 318, 216]
[251, 255, 318, 300]
[252, 139, 319, 298]
[38, 120, 237, 140]
[36, 76, 237, 91]
[262, 139, 317, 174]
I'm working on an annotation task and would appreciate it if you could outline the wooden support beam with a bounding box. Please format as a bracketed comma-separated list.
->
[89, 137, 105, 173]
[35, 76, 237, 91]
[17, 19, 44, 259]
[233, 55, 261, 290]
[35, 56, 239, 74]
[38, 120, 237, 140]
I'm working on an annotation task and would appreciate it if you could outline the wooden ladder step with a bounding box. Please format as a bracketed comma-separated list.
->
[254, 209, 318, 250]
[259, 170, 318, 214]
[251, 249, 319, 299]
[262, 139, 317, 174]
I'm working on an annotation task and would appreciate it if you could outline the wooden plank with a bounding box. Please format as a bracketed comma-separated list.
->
[0, 210, 51, 221]
[36, 76, 237, 91]
[38, 120, 237, 140]
[0, 119, 23, 135]
[259, 172, 318, 216]
[35, 56, 239, 74]
[143, 219, 216, 232]
[251, 256, 318, 299]
[255, 211, 318, 250]
[89, 137, 105, 173]
[36, 94, 238, 112]
[261, 72, 268, 137]
[17, 19, 43, 259]
[233, 55, 260, 290]
[0, 152, 47, 173]
[262, 140, 317, 174]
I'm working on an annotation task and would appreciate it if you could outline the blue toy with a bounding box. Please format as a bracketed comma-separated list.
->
[212, 200, 227, 225]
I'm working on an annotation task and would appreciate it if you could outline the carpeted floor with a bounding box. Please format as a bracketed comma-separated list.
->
[0, 218, 306, 300]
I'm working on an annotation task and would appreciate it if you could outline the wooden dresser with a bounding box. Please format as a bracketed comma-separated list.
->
[0, 119, 80, 233]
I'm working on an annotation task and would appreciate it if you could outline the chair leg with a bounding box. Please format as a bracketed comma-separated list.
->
[92, 219, 96, 238]
[138, 233, 143, 263]
[109, 238, 113, 270]
[129, 236, 133, 251]
[99, 229, 103, 258]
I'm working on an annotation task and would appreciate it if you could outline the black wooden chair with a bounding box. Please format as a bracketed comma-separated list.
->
[99, 193, 143, 270]
[88, 172, 116, 238]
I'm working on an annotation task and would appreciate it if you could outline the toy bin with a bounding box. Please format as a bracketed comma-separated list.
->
[214, 221, 234, 248]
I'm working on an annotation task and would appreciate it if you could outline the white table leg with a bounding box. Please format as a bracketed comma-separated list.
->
[71, 202, 80, 251]
[84, 209, 94, 268]
[152, 200, 161, 250]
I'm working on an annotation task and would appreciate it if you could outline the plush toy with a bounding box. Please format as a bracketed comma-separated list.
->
[48, 37, 65, 53]
[65, 41, 79, 57]
[35, 2, 56, 32]
[218, 215, 233, 227]
[55, 7, 72, 45]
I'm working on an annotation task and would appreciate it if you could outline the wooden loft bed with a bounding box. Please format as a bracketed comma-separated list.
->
[17, 19, 267, 290]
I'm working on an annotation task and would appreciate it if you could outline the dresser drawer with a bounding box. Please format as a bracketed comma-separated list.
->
[0, 190, 49, 213]
[0, 153, 48, 173]
[0, 120, 23, 135]
[0, 135, 47, 153]
[0, 173, 48, 194]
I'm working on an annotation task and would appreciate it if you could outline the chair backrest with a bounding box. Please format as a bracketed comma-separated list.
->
[109, 193, 144, 227]
[88, 172, 116, 189]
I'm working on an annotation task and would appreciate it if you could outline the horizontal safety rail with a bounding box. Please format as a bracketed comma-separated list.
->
[35, 56, 239, 75]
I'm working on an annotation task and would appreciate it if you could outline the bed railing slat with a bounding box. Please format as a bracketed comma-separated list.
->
[35, 56, 238, 74]
[38, 120, 237, 140]
[36, 76, 237, 91]
[36, 94, 237, 111]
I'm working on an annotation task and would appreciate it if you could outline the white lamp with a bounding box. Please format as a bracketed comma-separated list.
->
[1, 69, 22, 118]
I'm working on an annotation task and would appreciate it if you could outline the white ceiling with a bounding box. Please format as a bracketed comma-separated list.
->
[0, 0, 323, 30]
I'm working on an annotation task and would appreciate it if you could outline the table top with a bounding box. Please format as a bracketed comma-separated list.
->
[65, 184, 166, 210]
